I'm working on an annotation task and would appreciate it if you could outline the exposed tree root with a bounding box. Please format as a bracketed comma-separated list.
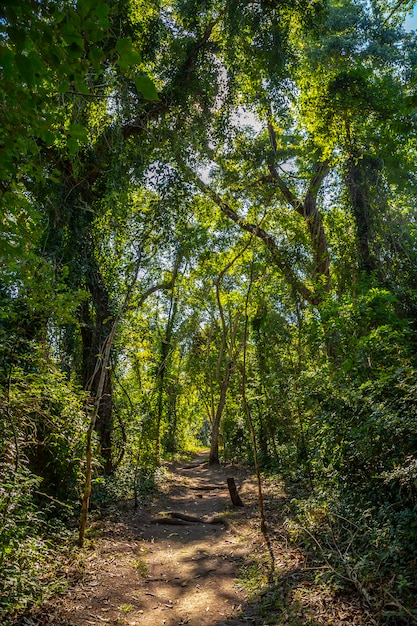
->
[150, 511, 228, 525]
[189, 484, 224, 490]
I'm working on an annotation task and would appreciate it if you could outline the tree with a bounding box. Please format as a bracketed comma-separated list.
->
[3, 0, 417, 617]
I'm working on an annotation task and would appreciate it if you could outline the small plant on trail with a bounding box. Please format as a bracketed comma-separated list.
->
[133, 556, 148, 577]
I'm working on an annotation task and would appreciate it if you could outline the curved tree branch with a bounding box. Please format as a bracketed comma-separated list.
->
[268, 161, 330, 287]
[266, 118, 330, 293]
[182, 163, 316, 304]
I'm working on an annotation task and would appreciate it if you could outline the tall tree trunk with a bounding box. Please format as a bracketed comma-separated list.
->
[209, 244, 250, 465]
[241, 259, 266, 533]
[79, 255, 116, 476]
[252, 311, 280, 465]
[154, 295, 177, 465]
[209, 359, 233, 465]
[165, 380, 179, 453]
[79, 253, 143, 545]
[346, 156, 376, 276]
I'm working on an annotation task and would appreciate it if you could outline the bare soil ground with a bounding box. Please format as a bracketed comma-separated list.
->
[16, 451, 378, 626]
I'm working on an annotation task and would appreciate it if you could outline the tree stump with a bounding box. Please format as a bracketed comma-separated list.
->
[227, 477, 244, 507]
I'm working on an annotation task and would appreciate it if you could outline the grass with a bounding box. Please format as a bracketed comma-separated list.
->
[133, 556, 148, 577]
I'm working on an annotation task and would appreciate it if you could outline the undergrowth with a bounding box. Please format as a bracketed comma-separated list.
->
[237, 546, 321, 626]
[286, 490, 417, 625]
[0, 520, 77, 625]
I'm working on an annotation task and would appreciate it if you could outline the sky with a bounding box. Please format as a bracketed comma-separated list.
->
[404, 5, 417, 30]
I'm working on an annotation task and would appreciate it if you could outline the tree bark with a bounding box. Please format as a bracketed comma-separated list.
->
[78, 253, 143, 546]
[79, 255, 115, 476]
[209, 358, 233, 465]
[268, 159, 331, 294]
[227, 477, 244, 507]
[184, 161, 330, 306]
[346, 156, 376, 275]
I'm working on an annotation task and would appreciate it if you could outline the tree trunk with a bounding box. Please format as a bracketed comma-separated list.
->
[209, 249, 247, 465]
[346, 156, 376, 275]
[209, 359, 233, 465]
[80, 288, 115, 476]
[164, 381, 179, 453]
[227, 477, 244, 507]
[154, 296, 177, 465]
[79, 253, 143, 545]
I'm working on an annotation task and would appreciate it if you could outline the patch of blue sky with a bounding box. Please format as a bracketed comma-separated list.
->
[404, 5, 417, 31]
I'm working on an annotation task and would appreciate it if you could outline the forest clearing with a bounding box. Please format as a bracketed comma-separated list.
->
[2, 0, 417, 624]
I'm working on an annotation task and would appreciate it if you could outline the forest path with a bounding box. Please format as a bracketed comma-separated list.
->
[19, 452, 375, 626]
[57, 451, 264, 626]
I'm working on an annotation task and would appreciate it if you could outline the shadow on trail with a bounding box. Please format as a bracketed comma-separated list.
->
[119, 454, 329, 626]
[206, 479, 374, 626]
[10, 453, 365, 626]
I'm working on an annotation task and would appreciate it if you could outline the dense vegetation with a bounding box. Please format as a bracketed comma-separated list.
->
[1, 0, 417, 621]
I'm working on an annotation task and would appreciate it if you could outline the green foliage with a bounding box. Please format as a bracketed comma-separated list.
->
[0, 464, 44, 617]
[2, 0, 417, 619]
[264, 285, 417, 613]
[135, 74, 159, 100]
[0, 453, 73, 620]
[0, 459, 73, 620]
[289, 490, 417, 618]
[0, 347, 87, 617]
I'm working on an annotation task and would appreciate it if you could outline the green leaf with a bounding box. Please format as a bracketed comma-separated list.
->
[95, 3, 110, 18]
[67, 136, 79, 155]
[89, 47, 105, 63]
[89, 26, 106, 43]
[97, 17, 110, 29]
[116, 38, 133, 54]
[15, 53, 35, 86]
[49, 170, 61, 183]
[9, 27, 27, 49]
[68, 40, 85, 58]
[58, 80, 70, 93]
[38, 127, 55, 146]
[69, 123, 88, 140]
[135, 74, 159, 101]
[74, 81, 91, 95]
[68, 7, 81, 28]
[50, 44, 66, 62]
[78, 0, 96, 15]
[78, 0, 91, 17]
[118, 50, 141, 69]
[0, 47, 15, 76]
[116, 37, 142, 70]
[61, 21, 77, 38]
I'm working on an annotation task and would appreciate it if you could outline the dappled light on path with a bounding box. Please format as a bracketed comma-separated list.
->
[57, 452, 256, 626]
[13, 453, 380, 626]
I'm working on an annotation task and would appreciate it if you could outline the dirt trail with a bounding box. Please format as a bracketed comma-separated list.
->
[57, 452, 260, 626]
[17, 452, 376, 626]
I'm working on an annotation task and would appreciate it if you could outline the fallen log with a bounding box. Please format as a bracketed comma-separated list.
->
[149, 511, 228, 526]
[189, 485, 223, 491]
[171, 512, 228, 525]
[182, 462, 206, 469]
[150, 517, 188, 525]
[169, 512, 204, 523]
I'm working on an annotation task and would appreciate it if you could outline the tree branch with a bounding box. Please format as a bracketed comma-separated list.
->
[268, 161, 330, 291]
[185, 165, 316, 304]
[123, 19, 218, 140]
[266, 116, 330, 292]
